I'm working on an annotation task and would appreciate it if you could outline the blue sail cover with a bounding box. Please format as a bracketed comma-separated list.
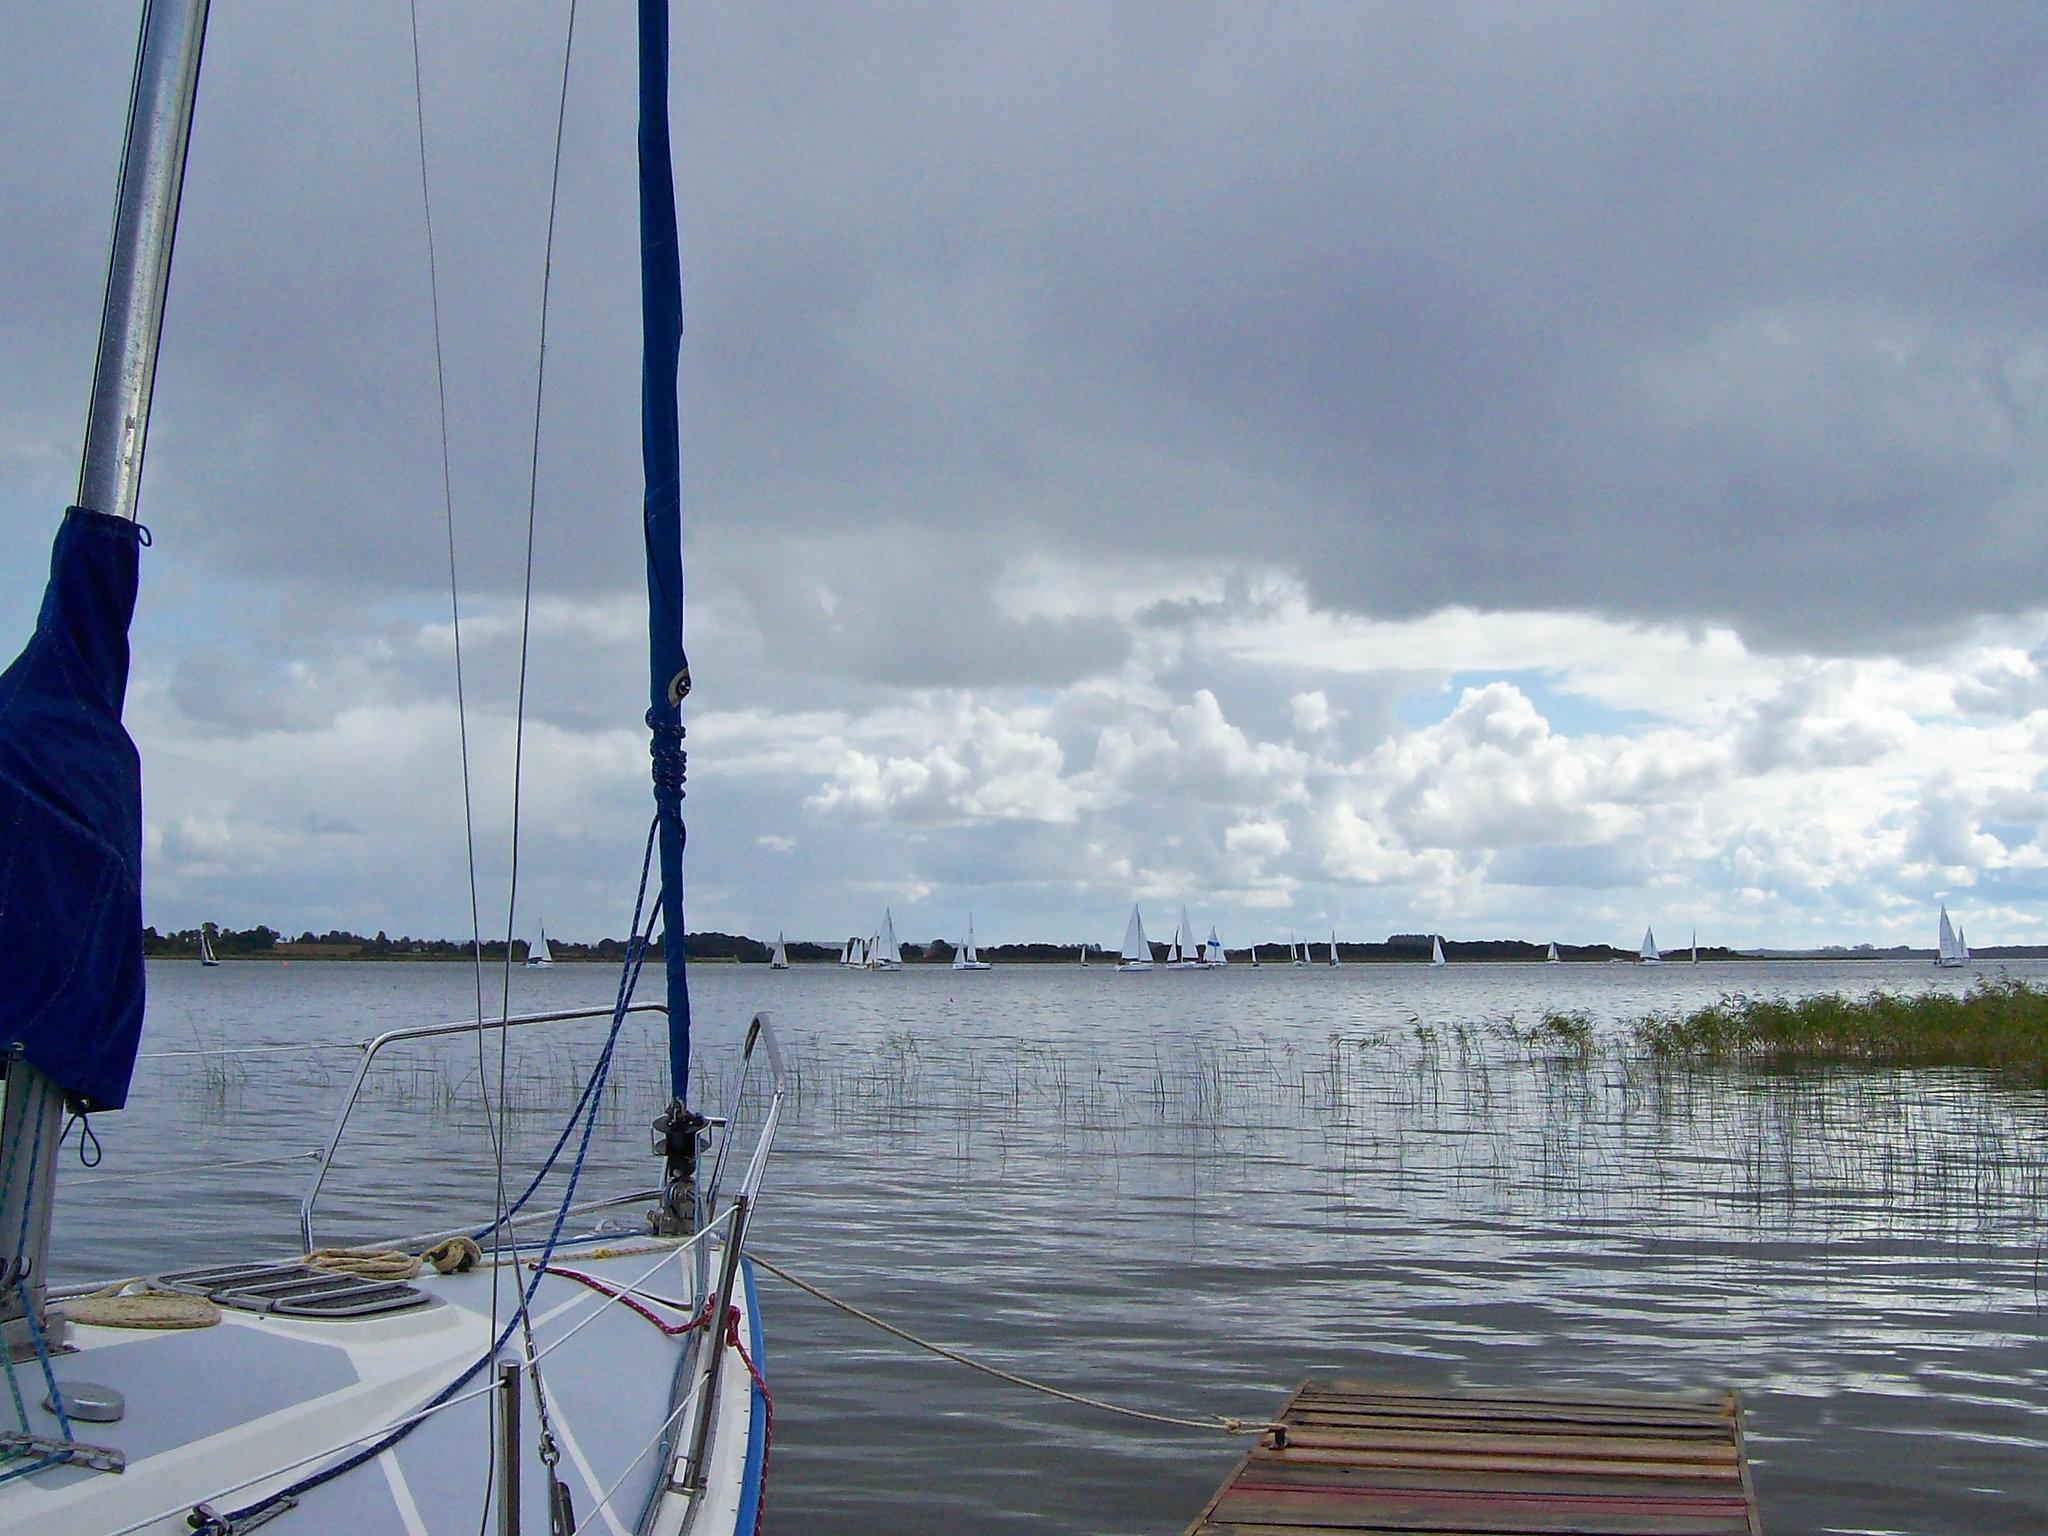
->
[639, 0, 692, 1102]
[0, 507, 146, 1111]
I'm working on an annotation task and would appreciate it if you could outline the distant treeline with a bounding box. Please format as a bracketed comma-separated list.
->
[143, 925, 792, 964]
[141, 925, 1765, 965]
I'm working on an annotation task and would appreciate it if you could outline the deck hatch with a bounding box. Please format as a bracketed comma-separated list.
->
[152, 1261, 431, 1319]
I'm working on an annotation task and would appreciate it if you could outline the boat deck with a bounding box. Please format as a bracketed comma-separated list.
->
[1182, 1379, 1761, 1536]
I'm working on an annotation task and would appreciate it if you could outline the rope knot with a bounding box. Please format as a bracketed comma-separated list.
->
[645, 708, 688, 807]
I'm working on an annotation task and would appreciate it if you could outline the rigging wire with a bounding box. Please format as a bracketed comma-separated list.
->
[487, 0, 583, 1526]
[400, 0, 507, 1515]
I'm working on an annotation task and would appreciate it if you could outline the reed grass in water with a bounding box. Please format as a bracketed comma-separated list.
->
[1628, 975, 2048, 1085]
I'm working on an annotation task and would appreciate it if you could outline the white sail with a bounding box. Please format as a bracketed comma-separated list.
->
[198, 927, 219, 966]
[1204, 926, 1227, 966]
[838, 939, 850, 965]
[1249, 940, 1260, 968]
[1690, 928, 1698, 965]
[1289, 929, 1306, 965]
[1958, 926, 1970, 961]
[873, 909, 902, 968]
[1428, 934, 1444, 967]
[1545, 941, 1560, 963]
[1119, 904, 1153, 970]
[1078, 941, 1088, 966]
[771, 932, 789, 969]
[1330, 929, 1343, 968]
[526, 923, 554, 967]
[953, 914, 990, 970]
[1639, 926, 1660, 964]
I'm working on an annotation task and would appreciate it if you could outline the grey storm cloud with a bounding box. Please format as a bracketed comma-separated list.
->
[12, 2, 2048, 950]
[12, 2, 2048, 652]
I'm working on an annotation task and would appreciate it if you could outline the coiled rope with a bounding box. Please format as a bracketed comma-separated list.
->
[749, 1253, 1281, 1438]
[305, 1235, 483, 1282]
[59, 1238, 486, 1334]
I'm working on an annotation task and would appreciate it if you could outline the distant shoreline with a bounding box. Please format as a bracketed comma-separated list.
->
[145, 923, 2043, 966]
[147, 945, 2046, 966]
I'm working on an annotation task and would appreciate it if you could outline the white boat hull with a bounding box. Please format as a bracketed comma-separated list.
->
[9, 1235, 766, 1536]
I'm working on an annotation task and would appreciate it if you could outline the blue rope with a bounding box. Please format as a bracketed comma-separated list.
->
[2, 1090, 53, 1440]
[474, 816, 666, 1241]
[205, 816, 667, 1533]
[16, 1279, 69, 1443]
[0, 1091, 76, 1487]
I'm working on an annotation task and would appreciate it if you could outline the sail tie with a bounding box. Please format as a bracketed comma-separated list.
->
[646, 706, 688, 810]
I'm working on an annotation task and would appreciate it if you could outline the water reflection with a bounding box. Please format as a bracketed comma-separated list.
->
[49, 959, 2048, 1533]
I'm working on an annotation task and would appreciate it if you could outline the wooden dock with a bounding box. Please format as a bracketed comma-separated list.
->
[1182, 1379, 1760, 1536]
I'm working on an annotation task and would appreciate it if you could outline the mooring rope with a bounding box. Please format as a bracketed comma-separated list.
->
[748, 1253, 1281, 1437]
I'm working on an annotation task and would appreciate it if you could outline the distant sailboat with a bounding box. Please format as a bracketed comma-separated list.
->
[952, 914, 992, 971]
[1545, 941, 1560, 964]
[1639, 926, 1661, 965]
[525, 922, 555, 968]
[1690, 929, 1699, 966]
[1204, 925, 1228, 966]
[1290, 929, 1309, 965]
[770, 932, 789, 970]
[1936, 905, 1966, 967]
[1329, 929, 1343, 968]
[869, 909, 903, 970]
[198, 926, 220, 966]
[1168, 905, 1208, 969]
[1249, 940, 1260, 968]
[1428, 935, 1445, 968]
[1959, 926, 1971, 962]
[1078, 940, 1089, 967]
[1118, 904, 1154, 971]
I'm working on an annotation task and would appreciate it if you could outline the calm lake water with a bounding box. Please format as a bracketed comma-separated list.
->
[48, 957, 2048, 1534]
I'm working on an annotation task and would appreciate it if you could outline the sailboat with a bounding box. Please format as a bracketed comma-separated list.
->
[1117, 905, 1154, 971]
[197, 926, 220, 967]
[1545, 941, 1560, 964]
[524, 921, 556, 968]
[1639, 926, 1663, 964]
[1690, 929, 1699, 966]
[1203, 925, 1228, 966]
[1428, 935, 1445, 967]
[952, 914, 991, 971]
[869, 908, 904, 970]
[0, 6, 778, 1530]
[1329, 929, 1344, 967]
[1936, 905, 1966, 967]
[1249, 940, 1260, 968]
[1166, 905, 1208, 969]
[1078, 940, 1089, 966]
[1289, 929, 1309, 965]
[769, 932, 789, 969]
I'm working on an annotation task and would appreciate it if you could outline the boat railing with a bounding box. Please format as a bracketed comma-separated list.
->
[679, 1011, 787, 1493]
[298, 1003, 669, 1251]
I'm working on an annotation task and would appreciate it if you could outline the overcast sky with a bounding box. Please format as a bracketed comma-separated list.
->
[7, 1, 2048, 951]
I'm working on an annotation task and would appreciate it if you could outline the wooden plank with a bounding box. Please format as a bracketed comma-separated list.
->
[1268, 1426, 1738, 1465]
[1308, 1381, 1734, 1412]
[1292, 1399, 1733, 1432]
[1288, 1400, 1733, 1431]
[1253, 1446, 1746, 1482]
[1213, 1484, 1752, 1536]
[1204, 1490, 1753, 1536]
[1239, 1458, 1749, 1501]
[1180, 1380, 1761, 1536]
